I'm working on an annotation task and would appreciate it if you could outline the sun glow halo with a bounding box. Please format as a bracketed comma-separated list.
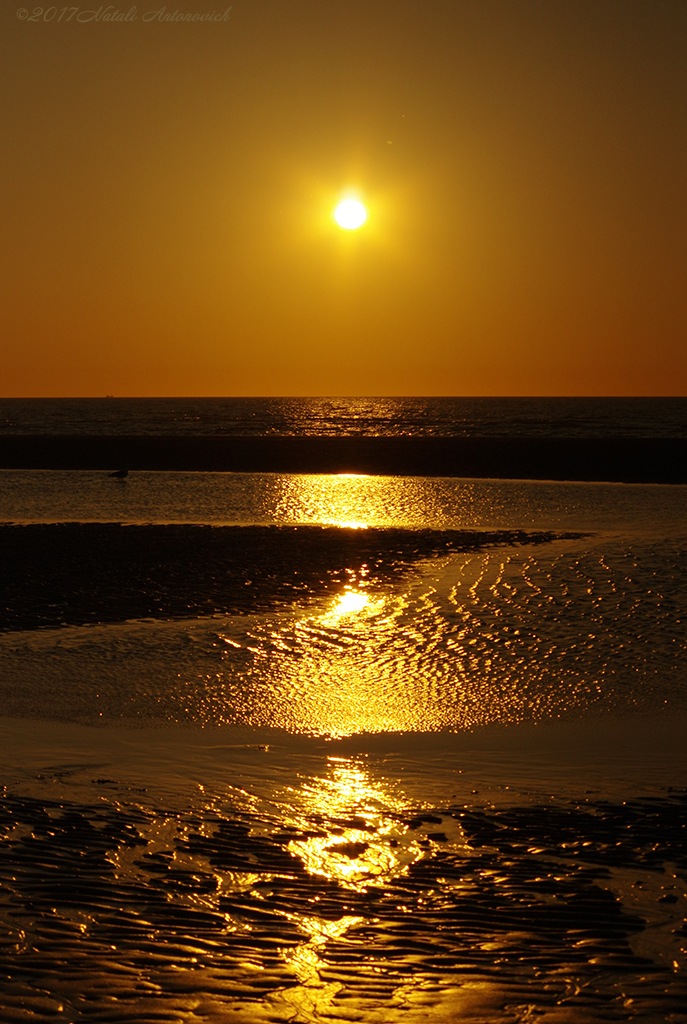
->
[334, 199, 367, 230]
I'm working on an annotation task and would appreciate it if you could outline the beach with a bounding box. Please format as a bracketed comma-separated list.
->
[1, 401, 686, 1021]
[1, 717, 687, 1023]
[0, 522, 574, 632]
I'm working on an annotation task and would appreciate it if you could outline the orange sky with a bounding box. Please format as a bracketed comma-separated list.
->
[2, 0, 686, 396]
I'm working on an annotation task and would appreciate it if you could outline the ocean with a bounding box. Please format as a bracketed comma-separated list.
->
[1, 398, 686, 1022]
[2, 395, 687, 437]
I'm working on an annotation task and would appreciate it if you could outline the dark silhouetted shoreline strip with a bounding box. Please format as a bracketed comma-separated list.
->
[0, 435, 685, 482]
[0, 523, 578, 631]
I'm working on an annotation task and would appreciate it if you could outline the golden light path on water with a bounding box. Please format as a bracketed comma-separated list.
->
[277, 760, 421, 1012]
[1, 471, 685, 737]
[270, 472, 386, 529]
[219, 548, 610, 737]
[215, 463, 491, 1008]
[232, 756, 473, 1019]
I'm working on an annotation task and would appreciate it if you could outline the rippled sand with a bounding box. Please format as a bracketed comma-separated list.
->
[2, 525, 685, 733]
[2, 479, 686, 1021]
[1, 723, 686, 1023]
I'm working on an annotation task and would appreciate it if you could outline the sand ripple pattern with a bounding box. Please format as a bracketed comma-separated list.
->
[1, 767, 686, 1023]
[228, 536, 685, 734]
[1, 533, 685, 733]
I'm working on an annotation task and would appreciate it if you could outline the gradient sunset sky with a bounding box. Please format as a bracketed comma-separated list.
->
[2, 0, 686, 396]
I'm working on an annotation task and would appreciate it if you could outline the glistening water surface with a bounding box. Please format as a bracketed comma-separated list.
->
[1, 468, 686, 531]
[2, 529, 685, 735]
[1, 471, 686, 1022]
[2, 719, 686, 1024]
[1, 472, 685, 734]
[2, 395, 686, 436]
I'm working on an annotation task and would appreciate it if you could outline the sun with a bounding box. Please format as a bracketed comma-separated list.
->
[334, 199, 367, 230]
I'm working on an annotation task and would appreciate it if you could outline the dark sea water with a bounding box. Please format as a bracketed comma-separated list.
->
[1, 398, 686, 1022]
[1, 395, 687, 437]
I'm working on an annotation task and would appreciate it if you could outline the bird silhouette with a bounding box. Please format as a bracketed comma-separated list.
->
[109, 467, 129, 479]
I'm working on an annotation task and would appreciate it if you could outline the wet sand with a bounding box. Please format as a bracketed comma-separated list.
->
[1, 719, 686, 1023]
[2, 482, 686, 1019]
[1, 435, 686, 482]
[0, 523, 578, 631]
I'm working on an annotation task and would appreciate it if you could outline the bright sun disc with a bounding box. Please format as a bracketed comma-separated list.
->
[334, 199, 367, 230]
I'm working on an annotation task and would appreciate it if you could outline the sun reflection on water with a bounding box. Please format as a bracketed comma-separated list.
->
[264, 758, 431, 1015]
[267, 473, 398, 529]
[321, 586, 385, 624]
[237, 578, 434, 736]
[123, 478, 683, 739]
[287, 758, 421, 889]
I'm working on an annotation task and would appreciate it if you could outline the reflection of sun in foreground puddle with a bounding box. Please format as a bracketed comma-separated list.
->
[323, 586, 380, 622]
[288, 758, 422, 889]
[277, 758, 425, 1014]
[333, 589, 369, 615]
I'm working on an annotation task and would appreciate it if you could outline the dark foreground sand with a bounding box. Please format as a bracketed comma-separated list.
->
[0, 523, 579, 632]
[1, 720, 686, 1023]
